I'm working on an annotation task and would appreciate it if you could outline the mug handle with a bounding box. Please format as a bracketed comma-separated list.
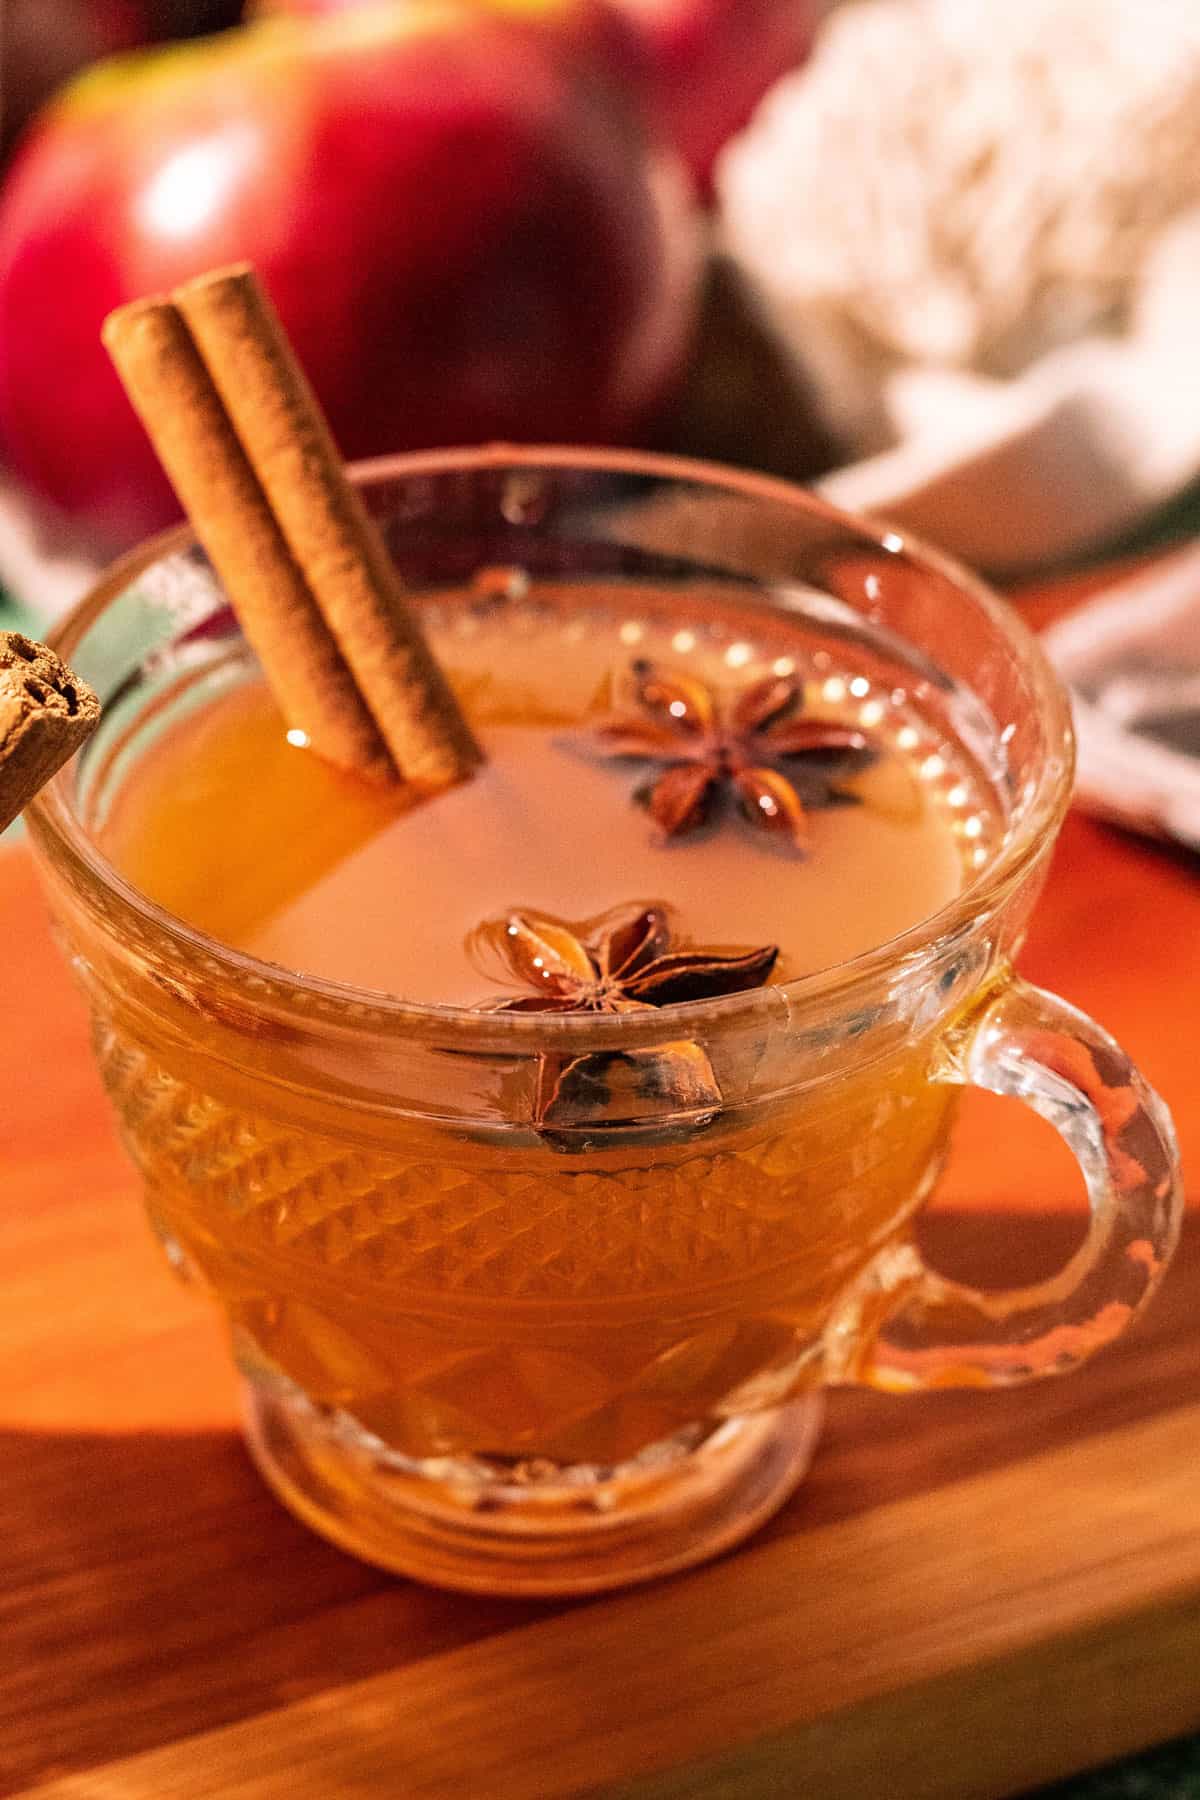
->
[825, 978, 1183, 1390]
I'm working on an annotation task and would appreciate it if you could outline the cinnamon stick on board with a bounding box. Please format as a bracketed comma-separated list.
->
[103, 266, 482, 789]
[0, 633, 100, 834]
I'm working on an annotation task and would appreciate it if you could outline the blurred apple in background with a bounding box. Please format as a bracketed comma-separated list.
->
[0, 2, 701, 546]
[248, 0, 650, 88]
[253, 0, 819, 194]
[0, 2, 244, 158]
[609, 0, 818, 193]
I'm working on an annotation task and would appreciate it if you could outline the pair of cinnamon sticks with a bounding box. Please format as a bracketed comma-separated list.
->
[0, 264, 481, 833]
[103, 266, 481, 789]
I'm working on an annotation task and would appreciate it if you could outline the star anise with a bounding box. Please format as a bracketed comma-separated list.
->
[469, 903, 777, 1140]
[586, 660, 875, 848]
[473, 902, 778, 1013]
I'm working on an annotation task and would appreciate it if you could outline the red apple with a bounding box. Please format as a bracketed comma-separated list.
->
[247, 0, 647, 73]
[609, 0, 818, 193]
[0, 5, 700, 545]
[253, 0, 818, 194]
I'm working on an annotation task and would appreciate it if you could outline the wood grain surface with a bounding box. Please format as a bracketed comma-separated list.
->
[2, 564, 1199, 1799]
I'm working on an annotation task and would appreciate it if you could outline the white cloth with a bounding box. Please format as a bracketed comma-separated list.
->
[0, 477, 99, 623]
[1044, 546, 1200, 852]
[719, 0, 1200, 574]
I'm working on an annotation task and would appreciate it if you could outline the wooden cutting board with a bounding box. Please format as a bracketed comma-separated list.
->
[3, 567, 1200, 1800]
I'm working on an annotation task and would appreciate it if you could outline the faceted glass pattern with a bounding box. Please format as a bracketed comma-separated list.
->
[96, 1014, 953, 1463]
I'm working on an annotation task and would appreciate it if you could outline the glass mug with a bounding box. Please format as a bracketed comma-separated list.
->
[27, 448, 1182, 1596]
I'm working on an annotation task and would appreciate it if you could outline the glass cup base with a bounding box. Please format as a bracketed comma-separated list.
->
[241, 1375, 825, 1597]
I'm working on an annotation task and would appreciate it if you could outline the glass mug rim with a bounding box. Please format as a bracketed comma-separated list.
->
[28, 443, 1075, 1041]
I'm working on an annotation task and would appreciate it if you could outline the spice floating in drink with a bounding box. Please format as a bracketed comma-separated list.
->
[472, 904, 778, 1012]
[470, 901, 778, 1132]
[586, 660, 874, 845]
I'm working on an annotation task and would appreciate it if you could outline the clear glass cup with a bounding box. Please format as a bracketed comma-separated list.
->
[27, 448, 1182, 1595]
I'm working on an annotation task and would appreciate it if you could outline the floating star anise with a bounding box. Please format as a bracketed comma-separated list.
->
[472, 902, 778, 1013]
[586, 660, 875, 848]
[469, 903, 777, 1139]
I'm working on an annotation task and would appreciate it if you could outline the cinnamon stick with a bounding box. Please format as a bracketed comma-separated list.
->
[176, 265, 482, 789]
[101, 298, 394, 784]
[0, 633, 100, 833]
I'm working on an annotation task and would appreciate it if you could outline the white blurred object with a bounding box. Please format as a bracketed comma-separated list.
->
[718, 0, 1200, 573]
[1044, 545, 1200, 852]
[0, 476, 101, 622]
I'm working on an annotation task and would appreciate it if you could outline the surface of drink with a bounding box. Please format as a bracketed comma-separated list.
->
[92, 581, 1003, 1470]
[103, 586, 998, 1001]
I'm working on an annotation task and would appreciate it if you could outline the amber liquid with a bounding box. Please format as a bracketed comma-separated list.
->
[96, 589, 1000, 1465]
